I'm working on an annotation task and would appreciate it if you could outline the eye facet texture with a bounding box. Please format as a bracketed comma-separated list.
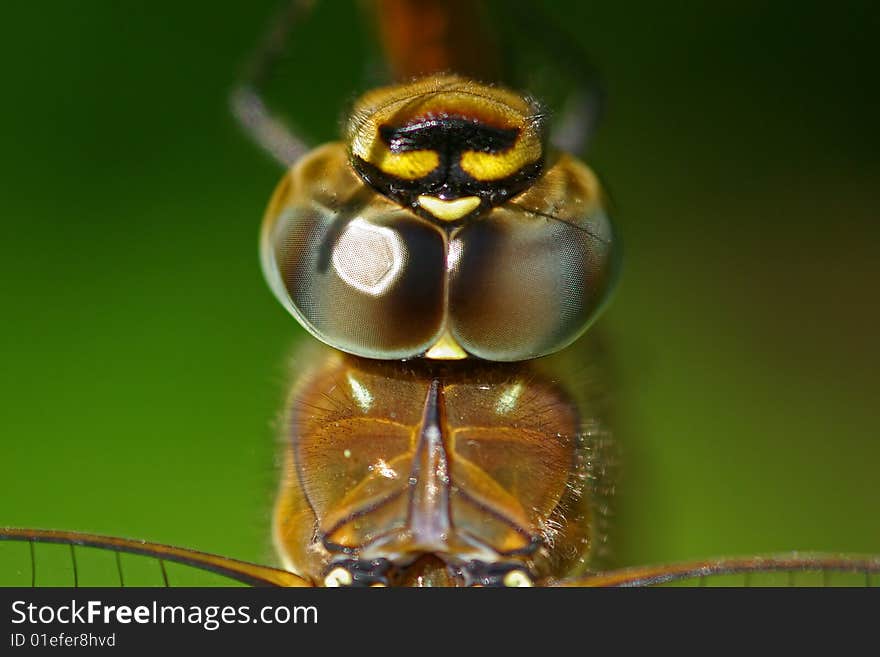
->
[261, 145, 447, 360]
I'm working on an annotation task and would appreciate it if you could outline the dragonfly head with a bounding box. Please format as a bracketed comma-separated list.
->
[346, 74, 548, 223]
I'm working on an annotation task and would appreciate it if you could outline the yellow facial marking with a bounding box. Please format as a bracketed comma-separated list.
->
[424, 330, 468, 360]
[460, 142, 542, 181]
[417, 195, 481, 221]
[347, 74, 546, 187]
[373, 149, 439, 180]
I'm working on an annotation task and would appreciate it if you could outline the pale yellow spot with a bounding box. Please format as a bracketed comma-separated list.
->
[424, 330, 467, 360]
[343, 449, 352, 459]
[503, 570, 534, 587]
[417, 195, 481, 221]
[324, 567, 353, 587]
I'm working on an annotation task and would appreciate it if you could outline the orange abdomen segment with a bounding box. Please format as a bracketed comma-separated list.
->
[370, 0, 501, 81]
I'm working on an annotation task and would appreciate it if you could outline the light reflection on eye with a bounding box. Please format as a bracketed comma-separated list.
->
[446, 238, 463, 272]
[331, 218, 405, 296]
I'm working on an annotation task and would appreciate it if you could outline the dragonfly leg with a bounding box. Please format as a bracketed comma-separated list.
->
[230, 0, 315, 167]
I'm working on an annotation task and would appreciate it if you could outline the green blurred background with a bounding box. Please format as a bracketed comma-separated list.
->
[1, 0, 877, 578]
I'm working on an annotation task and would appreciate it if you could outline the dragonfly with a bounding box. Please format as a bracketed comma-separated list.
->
[2, 0, 878, 587]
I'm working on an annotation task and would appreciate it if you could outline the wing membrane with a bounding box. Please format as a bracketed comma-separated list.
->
[0, 528, 311, 588]
[557, 554, 880, 587]
[6, 529, 876, 587]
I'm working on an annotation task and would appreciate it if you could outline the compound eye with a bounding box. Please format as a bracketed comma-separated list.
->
[447, 154, 618, 361]
[262, 145, 617, 361]
[261, 145, 448, 360]
[263, 197, 447, 360]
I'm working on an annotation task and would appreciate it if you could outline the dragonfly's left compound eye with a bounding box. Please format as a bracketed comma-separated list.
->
[261, 145, 448, 360]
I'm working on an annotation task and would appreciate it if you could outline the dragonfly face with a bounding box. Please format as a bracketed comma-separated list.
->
[347, 74, 547, 215]
[260, 74, 618, 362]
[272, 340, 614, 587]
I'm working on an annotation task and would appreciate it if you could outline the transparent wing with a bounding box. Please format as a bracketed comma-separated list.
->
[0, 528, 311, 588]
[555, 554, 880, 587]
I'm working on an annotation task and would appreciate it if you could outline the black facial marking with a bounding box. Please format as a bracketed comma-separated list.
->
[354, 157, 543, 222]
[353, 115, 543, 222]
[379, 117, 519, 155]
